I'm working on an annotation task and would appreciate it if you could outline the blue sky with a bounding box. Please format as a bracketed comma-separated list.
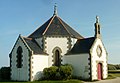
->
[0, 0, 120, 67]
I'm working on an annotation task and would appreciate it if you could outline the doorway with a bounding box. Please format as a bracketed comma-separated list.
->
[54, 50, 61, 66]
[97, 63, 102, 80]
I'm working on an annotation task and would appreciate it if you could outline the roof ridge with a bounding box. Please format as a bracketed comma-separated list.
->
[28, 16, 53, 37]
[42, 15, 56, 35]
[23, 37, 32, 40]
[19, 35, 32, 51]
[57, 17, 71, 36]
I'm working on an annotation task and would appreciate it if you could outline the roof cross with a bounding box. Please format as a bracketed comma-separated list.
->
[96, 16, 99, 23]
[53, 3, 58, 16]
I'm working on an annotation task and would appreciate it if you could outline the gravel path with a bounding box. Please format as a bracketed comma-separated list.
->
[84, 77, 120, 83]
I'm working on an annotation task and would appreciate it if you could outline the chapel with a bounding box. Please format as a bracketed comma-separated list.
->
[9, 5, 108, 81]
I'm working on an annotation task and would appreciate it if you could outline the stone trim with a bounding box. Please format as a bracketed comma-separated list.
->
[96, 45, 102, 58]
[88, 53, 92, 81]
[45, 35, 68, 38]
[67, 37, 72, 52]
[106, 59, 108, 78]
[29, 51, 33, 81]
[43, 36, 47, 53]
[96, 61, 104, 80]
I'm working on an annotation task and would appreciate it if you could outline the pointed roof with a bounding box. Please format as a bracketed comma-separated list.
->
[28, 15, 83, 39]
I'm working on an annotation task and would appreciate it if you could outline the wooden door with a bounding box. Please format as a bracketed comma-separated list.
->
[97, 63, 102, 80]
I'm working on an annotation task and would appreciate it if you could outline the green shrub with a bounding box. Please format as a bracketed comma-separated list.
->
[0, 67, 10, 80]
[108, 64, 117, 70]
[59, 65, 73, 80]
[108, 64, 120, 70]
[43, 64, 73, 80]
[43, 66, 58, 80]
[115, 64, 120, 69]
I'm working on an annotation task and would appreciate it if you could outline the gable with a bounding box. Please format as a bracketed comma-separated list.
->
[90, 38, 108, 56]
[9, 35, 31, 57]
[10, 35, 48, 59]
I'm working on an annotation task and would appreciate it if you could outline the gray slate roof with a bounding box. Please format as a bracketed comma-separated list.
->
[66, 37, 95, 54]
[29, 15, 83, 39]
[23, 37, 47, 55]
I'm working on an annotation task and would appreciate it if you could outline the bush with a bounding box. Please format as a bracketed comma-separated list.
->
[43, 65, 73, 80]
[115, 64, 120, 69]
[43, 66, 58, 80]
[108, 64, 120, 70]
[59, 65, 73, 80]
[0, 67, 10, 80]
[108, 64, 117, 70]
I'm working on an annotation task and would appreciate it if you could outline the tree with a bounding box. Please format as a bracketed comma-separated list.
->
[0, 67, 10, 80]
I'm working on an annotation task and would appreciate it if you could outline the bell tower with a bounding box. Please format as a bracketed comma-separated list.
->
[94, 16, 101, 38]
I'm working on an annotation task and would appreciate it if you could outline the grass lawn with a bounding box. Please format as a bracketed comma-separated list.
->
[107, 70, 120, 79]
[108, 73, 120, 78]
[1, 71, 120, 83]
[0, 79, 83, 83]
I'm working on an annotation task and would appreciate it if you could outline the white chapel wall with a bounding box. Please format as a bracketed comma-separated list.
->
[90, 38, 108, 80]
[11, 37, 30, 81]
[31, 55, 48, 81]
[45, 37, 68, 66]
[63, 54, 90, 80]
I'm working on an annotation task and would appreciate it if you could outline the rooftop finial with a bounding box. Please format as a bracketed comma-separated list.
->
[53, 3, 57, 16]
[94, 15, 101, 38]
[96, 15, 99, 23]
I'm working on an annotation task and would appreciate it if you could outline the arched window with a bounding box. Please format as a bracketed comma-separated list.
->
[54, 50, 61, 66]
[17, 46, 23, 68]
